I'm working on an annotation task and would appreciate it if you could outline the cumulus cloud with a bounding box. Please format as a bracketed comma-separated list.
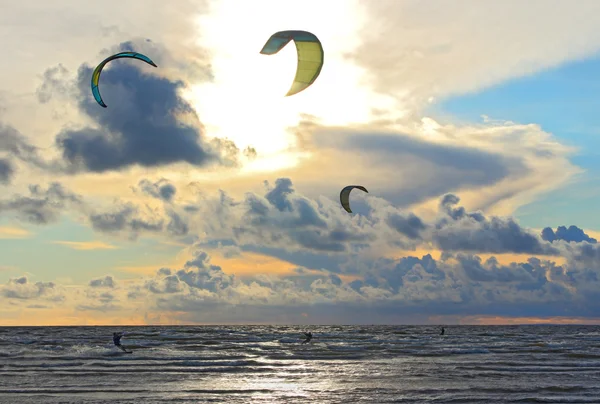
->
[63, 176, 566, 267]
[432, 194, 560, 255]
[0, 173, 575, 267]
[79, 246, 599, 323]
[88, 202, 163, 239]
[89, 275, 116, 288]
[31, 39, 241, 174]
[216, 179, 561, 258]
[0, 182, 83, 224]
[3, 238, 599, 323]
[541, 225, 597, 244]
[1, 276, 62, 301]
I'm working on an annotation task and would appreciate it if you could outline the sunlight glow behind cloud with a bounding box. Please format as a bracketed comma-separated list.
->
[185, 0, 397, 173]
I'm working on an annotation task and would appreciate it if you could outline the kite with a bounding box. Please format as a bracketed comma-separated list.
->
[91, 52, 157, 108]
[260, 30, 324, 97]
[340, 185, 368, 213]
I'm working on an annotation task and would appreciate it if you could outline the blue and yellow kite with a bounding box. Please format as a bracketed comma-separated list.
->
[91, 52, 157, 108]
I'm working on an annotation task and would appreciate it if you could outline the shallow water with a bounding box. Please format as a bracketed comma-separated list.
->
[1, 325, 600, 403]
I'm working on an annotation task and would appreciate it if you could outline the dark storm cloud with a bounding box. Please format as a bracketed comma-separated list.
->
[541, 225, 597, 244]
[33, 39, 239, 174]
[56, 62, 217, 172]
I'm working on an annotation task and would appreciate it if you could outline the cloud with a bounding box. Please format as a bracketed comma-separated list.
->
[298, 125, 527, 207]
[351, 0, 600, 108]
[0, 226, 30, 239]
[33, 39, 241, 174]
[76, 302, 121, 312]
[221, 179, 561, 258]
[70, 176, 567, 267]
[287, 120, 578, 215]
[88, 202, 164, 239]
[0, 158, 14, 185]
[0, 124, 55, 173]
[3, 234, 600, 324]
[52, 240, 118, 250]
[1, 276, 63, 301]
[432, 194, 559, 255]
[105, 244, 598, 323]
[78, 277, 121, 311]
[1, 0, 598, 326]
[36, 64, 71, 104]
[137, 178, 176, 202]
[542, 225, 597, 244]
[0, 182, 83, 224]
[89, 275, 116, 288]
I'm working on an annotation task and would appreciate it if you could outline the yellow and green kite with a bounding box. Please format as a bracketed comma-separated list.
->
[260, 30, 324, 97]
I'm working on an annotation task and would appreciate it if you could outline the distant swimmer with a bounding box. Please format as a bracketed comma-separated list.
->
[440, 327, 445, 336]
[302, 332, 313, 344]
[113, 332, 132, 353]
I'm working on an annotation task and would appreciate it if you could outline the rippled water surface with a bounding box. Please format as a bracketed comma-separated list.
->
[1, 325, 600, 403]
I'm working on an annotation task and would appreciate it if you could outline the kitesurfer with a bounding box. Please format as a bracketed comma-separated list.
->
[302, 332, 313, 344]
[113, 332, 131, 353]
[440, 327, 445, 335]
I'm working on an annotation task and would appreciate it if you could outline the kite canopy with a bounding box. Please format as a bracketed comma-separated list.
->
[340, 185, 368, 213]
[260, 30, 324, 97]
[91, 51, 157, 108]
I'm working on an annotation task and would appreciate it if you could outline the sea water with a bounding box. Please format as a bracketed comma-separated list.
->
[1, 325, 599, 403]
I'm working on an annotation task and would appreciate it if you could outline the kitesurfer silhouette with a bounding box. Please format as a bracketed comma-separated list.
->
[113, 332, 132, 353]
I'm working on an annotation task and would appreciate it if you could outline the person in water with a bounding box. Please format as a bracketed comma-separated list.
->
[113, 332, 130, 352]
[440, 327, 445, 335]
[302, 332, 313, 344]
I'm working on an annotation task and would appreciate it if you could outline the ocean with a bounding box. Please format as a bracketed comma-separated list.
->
[1, 325, 599, 403]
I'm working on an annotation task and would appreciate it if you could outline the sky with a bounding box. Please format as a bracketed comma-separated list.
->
[1, 0, 600, 326]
